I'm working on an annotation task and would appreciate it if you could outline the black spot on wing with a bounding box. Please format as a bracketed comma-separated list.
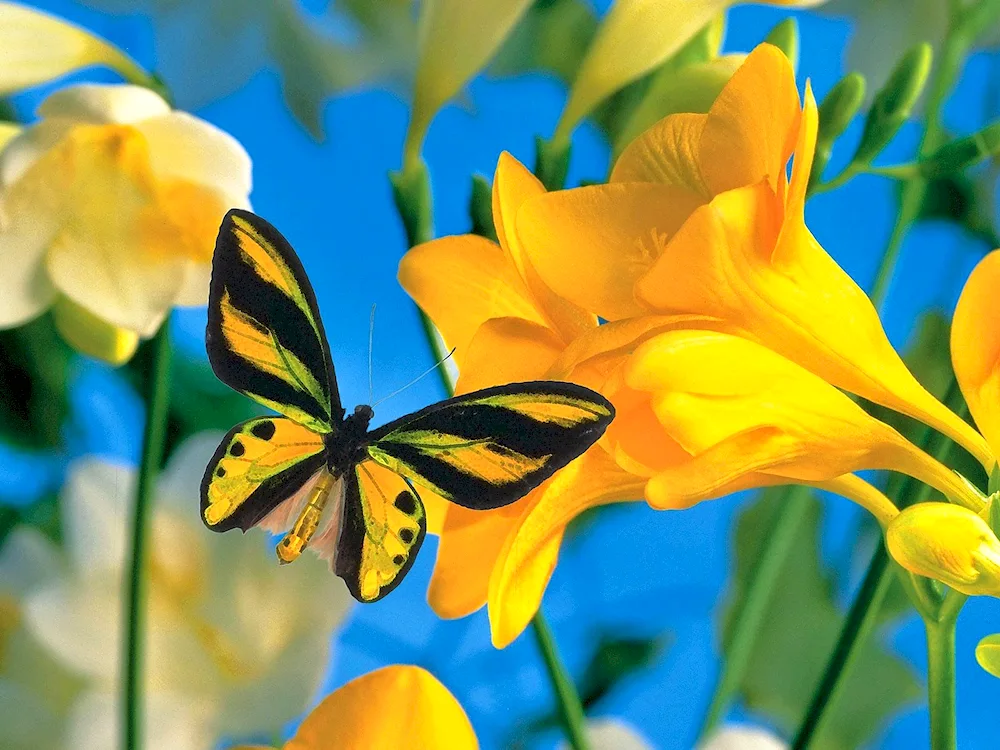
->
[394, 490, 416, 514]
[399, 528, 414, 544]
[229, 440, 245, 457]
[251, 420, 276, 440]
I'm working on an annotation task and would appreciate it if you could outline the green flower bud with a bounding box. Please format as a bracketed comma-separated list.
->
[390, 160, 433, 246]
[976, 634, 1000, 678]
[469, 174, 497, 242]
[919, 121, 1000, 178]
[534, 135, 570, 191]
[764, 18, 798, 71]
[852, 43, 933, 166]
[810, 73, 866, 188]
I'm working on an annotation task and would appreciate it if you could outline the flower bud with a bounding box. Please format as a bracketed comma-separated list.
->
[887, 503, 1000, 597]
[810, 73, 866, 188]
[852, 43, 932, 166]
[920, 122, 1000, 179]
[976, 634, 1000, 678]
[763, 17, 798, 71]
[52, 295, 139, 366]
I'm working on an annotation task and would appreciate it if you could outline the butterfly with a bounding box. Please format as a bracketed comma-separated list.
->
[200, 208, 615, 603]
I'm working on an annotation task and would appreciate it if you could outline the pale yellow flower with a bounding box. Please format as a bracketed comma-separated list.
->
[22, 434, 352, 749]
[0, 1, 148, 95]
[0, 83, 252, 363]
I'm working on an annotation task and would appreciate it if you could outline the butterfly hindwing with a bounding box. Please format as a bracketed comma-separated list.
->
[207, 209, 341, 433]
[365, 381, 614, 511]
[201, 416, 329, 533]
[335, 460, 427, 603]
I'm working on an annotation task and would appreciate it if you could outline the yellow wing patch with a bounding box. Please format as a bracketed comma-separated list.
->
[335, 460, 427, 603]
[475, 391, 612, 426]
[201, 416, 328, 532]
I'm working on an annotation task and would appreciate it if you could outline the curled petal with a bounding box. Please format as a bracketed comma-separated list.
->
[887, 503, 1000, 597]
[952, 249, 1000, 456]
[455, 316, 564, 395]
[398, 234, 543, 368]
[286, 666, 477, 750]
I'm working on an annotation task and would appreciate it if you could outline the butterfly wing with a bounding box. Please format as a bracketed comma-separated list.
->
[365, 381, 614, 511]
[207, 209, 342, 433]
[335, 460, 427, 602]
[201, 416, 328, 533]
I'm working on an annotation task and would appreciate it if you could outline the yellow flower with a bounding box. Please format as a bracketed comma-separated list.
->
[975, 633, 1000, 679]
[400, 152, 646, 647]
[607, 328, 977, 521]
[0, 83, 251, 364]
[21, 435, 352, 748]
[553, 0, 827, 146]
[404, 0, 535, 169]
[887, 503, 1000, 597]
[0, 2, 148, 95]
[519, 43, 993, 470]
[235, 665, 477, 750]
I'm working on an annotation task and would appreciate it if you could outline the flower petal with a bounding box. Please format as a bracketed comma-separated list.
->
[287, 666, 477, 750]
[635, 182, 994, 470]
[488, 448, 646, 648]
[493, 152, 595, 342]
[0, 5, 147, 96]
[697, 43, 801, 196]
[455, 316, 564, 395]
[398, 234, 543, 368]
[611, 113, 710, 196]
[62, 457, 133, 575]
[427, 503, 522, 619]
[38, 83, 169, 124]
[132, 111, 252, 203]
[518, 182, 703, 320]
[952, 249, 1000, 456]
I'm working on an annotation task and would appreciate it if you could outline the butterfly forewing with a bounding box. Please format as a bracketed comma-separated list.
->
[365, 381, 614, 511]
[201, 416, 328, 532]
[335, 460, 427, 602]
[207, 209, 341, 432]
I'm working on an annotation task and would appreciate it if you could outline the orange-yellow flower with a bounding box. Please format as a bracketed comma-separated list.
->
[400, 153, 652, 647]
[518, 43, 993, 471]
[234, 665, 477, 750]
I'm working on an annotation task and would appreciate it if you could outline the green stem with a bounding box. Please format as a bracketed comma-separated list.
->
[123, 323, 172, 750]
[531, 610, 590, 750]
[791, 545, 893, 749]
[925, 615, 958, 750]
[698, 485, 811, 737]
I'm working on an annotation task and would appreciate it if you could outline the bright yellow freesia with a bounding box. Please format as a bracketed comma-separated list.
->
[0, 83, 251, 364]
[606, 329, 978, 520]
[887, 503, 1000, 597]
[400, 152, 653, 647]
[553, 0, 827, 146]
[403, 0, 534, 169]
[235, 665, 478, 750]
[0, 2, 148, 95]
[519, 43, 993, 470]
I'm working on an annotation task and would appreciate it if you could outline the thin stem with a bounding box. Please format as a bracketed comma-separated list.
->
[791, 545, 893, 749]
[531, 610, 590, 750]
[925, 616, 958, 750]
[698, 485, 811, 738]
[123, 323, 173, 750]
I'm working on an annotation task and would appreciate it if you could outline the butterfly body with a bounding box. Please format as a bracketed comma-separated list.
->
[201, 209, 615, 603]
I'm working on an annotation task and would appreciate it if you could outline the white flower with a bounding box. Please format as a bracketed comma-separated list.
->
[0, 83, 252, 362]
[21, 433, 353, 749]
[699, 724, 788, 750]
[559, 718, 655, 750]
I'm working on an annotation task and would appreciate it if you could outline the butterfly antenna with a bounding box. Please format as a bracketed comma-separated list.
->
[373, 347, 457, 408]
[368, 304, 376, 405]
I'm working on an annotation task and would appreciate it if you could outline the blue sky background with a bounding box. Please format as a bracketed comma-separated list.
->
[3, 1, 1000, 748]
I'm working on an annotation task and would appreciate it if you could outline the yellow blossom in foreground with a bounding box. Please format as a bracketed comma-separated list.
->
[887, 503, 1000, 597]
[234, 665, 477, 750]
[608, 329, 976, 520]
[0, 2, 148, 95]
[0, 83, 251, 363]
[22, 435, 352, 749]
[400, 152, 650, 647]
[404, 0, 534, 168]
[519, 43, 993, 470]
[554, 0, 827, 145]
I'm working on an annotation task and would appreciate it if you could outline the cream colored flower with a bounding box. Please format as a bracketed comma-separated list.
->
[0, 83, 252, 363]
[699, 725, 788, 749]
[0, 2, 148, 95]
[22, 434, 352, 749]
[558, 718, 655, 750]
[0, 528, 83, 750]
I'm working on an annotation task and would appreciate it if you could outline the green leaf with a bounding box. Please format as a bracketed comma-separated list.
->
[990, 464, 1000, 497]
[0, 314, 72, 450]
[578, 634, 670, 708]
[469, 174, 498, 242]
[723, 492, 920, 749]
